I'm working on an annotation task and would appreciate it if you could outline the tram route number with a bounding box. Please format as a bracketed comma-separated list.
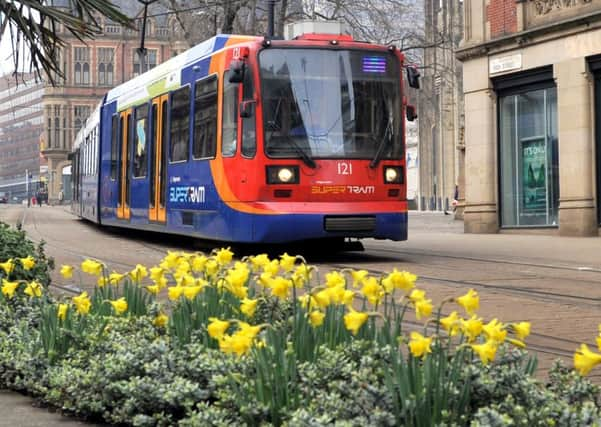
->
[169, 186, 206, 204]
[337, 162, 353, 175]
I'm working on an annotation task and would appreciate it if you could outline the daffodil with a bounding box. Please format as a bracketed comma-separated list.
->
[1, 279, 19, 298]
[279, 253, 296, 272]
[109, 297, 128, 315]
[325, 271, 345, 288]
[220, 333, 253, 357]
[409, 289, 426, 303]
[208, 318, 230, 340]
[130, 264, 148, 282]
[471, 340, 498, 364]
[414, 298, 433, 320]
[343, 309, 369, 335]
[153, 313, 168, 327]
[237, 321, 262, 340]
[249, 254, 270, 271]
[24, 281, 42, 298]
[183, 285, 203, 300]
[168, 285, 185, 301]
[60, 265, 74, 279]
[19, 256, 35, 270]
[146, 285, 160, 295]
[292, 264, 311, 288]
[72, 292, 91, 315]
[439, 311, 461, 336]
[456, 289, 479, 315]
[271, 276, 292, 300]
[408, 331, 433, 358]
[483, 318, 507, 343]
[0, 259, 15, 275]
[361, 277, 383, 305]
[205, 259, 219, 277]
[342, 289, 355, 305]
[461, 315, 483, 342]
[511, 322, 531, 340]
[97, 276, 109, 287]
[81, 259, 103, 276]
[162, 251, 182, 269]
[313, 289, 331, 309]
[240, 298, 258, 317]
[575, 344, 601, 375]
[350, 269, 369, 288]
[382, 269, 417, 293]
[215, 247, 234, 265]
[149, 266, 164, 282]
[57, 303, 69, 321]
[108, 272, 125, 286]
[263, 259, 280, 276]
[309, 310, 325, 327]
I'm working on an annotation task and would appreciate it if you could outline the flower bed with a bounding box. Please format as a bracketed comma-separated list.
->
[0, 222, 600, 426]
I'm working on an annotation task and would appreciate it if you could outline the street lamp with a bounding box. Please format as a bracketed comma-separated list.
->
[137, 0, 159, 75]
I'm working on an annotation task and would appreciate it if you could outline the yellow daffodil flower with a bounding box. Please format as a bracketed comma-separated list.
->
[19, 255, 36, 271]
[237, 322, 262, 340]
[327, 285, 346, 305]
[57, 303, 69, 321]
[0, 259, 15, 275]
[149, 266, 164, 282]
[313, 289, 331, 309]
[382, 269, 417, 293]
[471, 340, 498, 364]
[350, 269, 369, 288]
[257, 272, 274, 288]
[511, 322, 531, 340]
[60, 265, 74, 279]
[24, 281, 42, 298]
[292, 264, 311, 287]
[574, 344, 601, 376]
[408, 331, 433, 358]
[72, 291, 91, 315]
[205, 259, 219, 277]
[342, 289, 355, 306]
[271, 276, 291, 300]
[208, 318, 230, 340]
[97, 276, 109, 287]
[168, 285, 185, 301]
[439, 311, 461, 336]
[215, 247, 234, 265]
[325, 271, 345, 289]
[309, 310, 325, 327]
[81, 259, 103, 276]
[109, 297, 128, 315]
[279, 253, 296, 272]
[153, 313, 168, 327]
[1, 279, 19, 298]
[189, 255, 206, 273]
[240, 298, 258, 317]
[414, 298, 433, 320]
[146, 285, 160, 295]
[162, 251, 182, 269]
[130, 264, 148, 282]
[461, 315, 483, 342]
[361, 277, 383, 305]
[183, 285, 203, 300]
[456, 288, 479, 315]
[108, 272, 125, 286]
[249, 254, 270, 272]
[263, 259, 280, 276]
[483, 319, 507, 343]
[409, 289, 426, 303]
[153, 275, 169, 289]
[343, 309, 369, 335]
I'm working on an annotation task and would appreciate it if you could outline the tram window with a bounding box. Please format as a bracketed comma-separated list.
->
[133, 104, 149, 177]
[111, 115, 119, 179]
[241, 68, 256, 158]
[222, 71, 238, 157]
[193, 75, 217, 159]
[170, 86, 190, 162]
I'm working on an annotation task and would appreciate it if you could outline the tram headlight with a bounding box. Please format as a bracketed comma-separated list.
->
[266, 166, 299, 184]
[384, 166, 403, 184]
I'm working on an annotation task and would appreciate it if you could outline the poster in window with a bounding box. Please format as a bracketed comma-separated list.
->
[521, 138, 546, 213]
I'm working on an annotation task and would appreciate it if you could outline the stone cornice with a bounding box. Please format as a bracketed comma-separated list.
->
[456, 9, 601, 61]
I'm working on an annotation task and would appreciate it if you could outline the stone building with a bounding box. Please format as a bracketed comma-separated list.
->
[458, 0, 601, 236]
[0, 74, 44, 182]
[42, 0, 189, 201]
[419, 0, 465, 216]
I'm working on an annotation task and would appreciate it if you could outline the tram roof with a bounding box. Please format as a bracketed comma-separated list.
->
[105, 34, 260, 111]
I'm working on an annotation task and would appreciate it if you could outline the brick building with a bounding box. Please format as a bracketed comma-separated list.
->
[457, 0, 601, 236]
[42, 0, 189, 201]
[0, 74, 44, 184]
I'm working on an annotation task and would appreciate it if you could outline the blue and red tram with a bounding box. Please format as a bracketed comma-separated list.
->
[71, 27, 419, 245]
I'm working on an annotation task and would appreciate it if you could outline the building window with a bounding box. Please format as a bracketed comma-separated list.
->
[74, 47, 90, 85]
[133, 49, 157, 76]
[499, 87, 559, 227]
[74, 106, 90, 136]
[98, 48, 114, 86]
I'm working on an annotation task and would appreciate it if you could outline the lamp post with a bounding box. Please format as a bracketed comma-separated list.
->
[137, 0, 158, 75]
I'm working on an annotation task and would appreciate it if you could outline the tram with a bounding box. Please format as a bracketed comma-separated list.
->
[71, 25, 419, 245]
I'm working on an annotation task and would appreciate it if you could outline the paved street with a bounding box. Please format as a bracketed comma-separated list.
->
[0, 204, 601, 425]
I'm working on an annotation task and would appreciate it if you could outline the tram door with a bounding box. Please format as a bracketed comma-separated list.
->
[149, 95, 168, 222]
[117, 109, 132, 220]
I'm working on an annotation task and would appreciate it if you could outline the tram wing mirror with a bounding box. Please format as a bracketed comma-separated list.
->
[229, 59, 246, 83]
[239, 99, 256, 118]
[406, 105, 417, 122]
[406, 66, 420, 89]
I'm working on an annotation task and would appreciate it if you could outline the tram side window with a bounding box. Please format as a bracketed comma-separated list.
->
[133, 104, 149, 177]
[111, 115, 119, 180]
[170, 86, 190, 162]
[193, 75, 217, 159]
[222, 71, 238, 157]
[241, 68, 256, 158]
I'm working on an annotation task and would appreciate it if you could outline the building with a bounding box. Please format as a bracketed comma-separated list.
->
[419, 0, 465, 216]
[458, 0, 601, 236]
[0, 73, 44, 183]
[41, 0, 189, 201]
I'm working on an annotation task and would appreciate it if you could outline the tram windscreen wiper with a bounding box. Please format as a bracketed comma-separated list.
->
[285, 136, 316, 168]
[369, 116, 393, 169]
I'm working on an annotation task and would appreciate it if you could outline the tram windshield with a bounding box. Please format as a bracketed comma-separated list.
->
[259, 48, 402, 162]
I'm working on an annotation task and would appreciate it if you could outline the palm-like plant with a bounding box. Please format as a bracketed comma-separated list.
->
[0, 0, 132, 84]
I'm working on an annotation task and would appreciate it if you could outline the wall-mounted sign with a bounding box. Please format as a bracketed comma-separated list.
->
[489, 54, 522, 75]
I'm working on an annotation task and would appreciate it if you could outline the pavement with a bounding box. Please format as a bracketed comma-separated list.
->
[0, 207, 600, 425]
